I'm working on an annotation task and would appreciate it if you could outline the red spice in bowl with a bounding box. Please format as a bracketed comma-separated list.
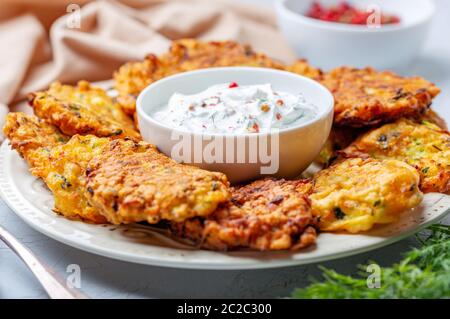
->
[306, 1, 400, 25]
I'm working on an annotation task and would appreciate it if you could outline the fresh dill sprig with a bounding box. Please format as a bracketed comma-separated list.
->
[292, 224, 450, 299]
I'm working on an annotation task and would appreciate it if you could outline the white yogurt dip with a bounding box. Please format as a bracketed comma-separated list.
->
[152, 82, 317, 134]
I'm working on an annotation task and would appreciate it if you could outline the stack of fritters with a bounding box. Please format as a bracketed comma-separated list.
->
[315, 67, 444, 168]
[317, 66, 448, 195]
[3, 39, 447, 251]
[4, 112, 320, 250]
[111, 39, 447, 240]
[172, 158, 423, 247]
[4, 112, 230, 225]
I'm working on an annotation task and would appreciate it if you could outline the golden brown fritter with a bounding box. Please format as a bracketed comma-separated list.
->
[321, 67, 440, 127]
[85, 138, 230, 225]
[162, 39, 285, 71]
[310, 158, 423, 233]
[314, 109, 447, 168]
[285, 59, 323, 80]
[113, 39, 320, 115]
[171, 178, 316, 251]
[340, 119, 450, 194]
[29, 81, 140, 140]
[3, 113, 108, 223]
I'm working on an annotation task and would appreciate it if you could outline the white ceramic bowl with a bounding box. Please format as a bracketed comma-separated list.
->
[276, 0, 435, 70]
[136, 67, 333, 183]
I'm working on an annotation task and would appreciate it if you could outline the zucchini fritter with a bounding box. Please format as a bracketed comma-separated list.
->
[315, 109, 447, 168]
[3, 113, 108, 223]
[29, 81, 140, 140]
[85, 139, 230, 225]
[322, 67, 440, 127]
[340, 119, 450, 194]
[171, 179, 316, 251]
[2, 112, 68, 167]
[114, 39, 321, 115]
[310, 158, 422, 233]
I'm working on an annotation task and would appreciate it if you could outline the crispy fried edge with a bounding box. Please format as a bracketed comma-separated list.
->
[171, 178, 317, 251]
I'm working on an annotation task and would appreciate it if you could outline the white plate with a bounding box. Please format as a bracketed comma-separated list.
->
[1, 142, 449, 269]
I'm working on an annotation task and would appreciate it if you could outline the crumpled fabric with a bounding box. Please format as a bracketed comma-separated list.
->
[0, 0, 295, 137]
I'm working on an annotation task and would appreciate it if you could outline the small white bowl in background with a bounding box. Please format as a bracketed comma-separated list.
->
[276, 0, 435, 70]
[136, 67, 334, 183]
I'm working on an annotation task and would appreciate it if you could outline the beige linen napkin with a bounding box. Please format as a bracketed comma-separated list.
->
[0, 0, 295, 139]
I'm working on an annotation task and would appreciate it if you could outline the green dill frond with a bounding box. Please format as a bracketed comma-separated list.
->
[292, 224, 450, 299]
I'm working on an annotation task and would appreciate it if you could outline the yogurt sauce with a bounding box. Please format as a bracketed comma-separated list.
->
[152, 82, 317, 134]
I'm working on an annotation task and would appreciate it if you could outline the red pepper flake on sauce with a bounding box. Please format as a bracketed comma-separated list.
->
[228, 82, 239, 88]
[306, 1, 400, 25]
[275, 113, 282, 121]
